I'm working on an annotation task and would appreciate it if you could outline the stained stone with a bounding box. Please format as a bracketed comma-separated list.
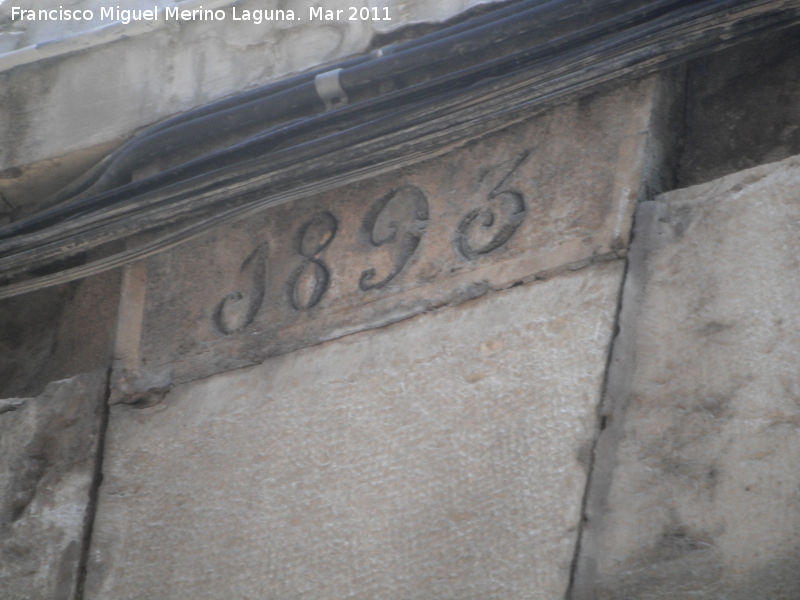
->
[678, 29, 800, 187]
[0, 270, 121, 398]
[0, 371, 107, 600]
[85, 261, 623, 599]
[574, 155, 800, 599]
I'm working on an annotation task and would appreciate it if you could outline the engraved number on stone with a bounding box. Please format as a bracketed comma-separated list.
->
[287, 211, 338, 310]
[455, 151, 529, 259]
[213, 242, 268, 335]
[360, 185, 429, 291]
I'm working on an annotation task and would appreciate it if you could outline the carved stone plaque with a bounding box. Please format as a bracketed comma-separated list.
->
[128, 79, 658, 393]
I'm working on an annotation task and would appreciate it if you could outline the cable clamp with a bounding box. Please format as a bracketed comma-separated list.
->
[314, 68, 348, 111]
[370, 44, 396, 58]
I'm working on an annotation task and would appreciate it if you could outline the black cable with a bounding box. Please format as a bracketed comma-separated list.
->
[0, 0, 772, 271]
[39, 0, 566, 208]
[0, 0, 693, 241]
[0, 0, 797, 297]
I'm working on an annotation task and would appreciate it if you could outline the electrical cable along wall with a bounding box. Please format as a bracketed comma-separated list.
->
[1, 0, 799, 299]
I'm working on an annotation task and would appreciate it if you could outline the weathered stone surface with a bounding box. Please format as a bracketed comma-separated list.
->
[0, 269, 121, 398]
[574, 155, 800, 599]
[678, 26, 800, 187]
[86, 261, 623, 599]
[120, 78, 660, 397]
[0, 371, 107, 600]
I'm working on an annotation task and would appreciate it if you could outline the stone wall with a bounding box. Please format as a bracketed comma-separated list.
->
[2, 11, 800, 600]
[0, 64, 673, 596]
[88, 263, 623, 599]
[78, 74, 666, 597]
[112, 77, 659, 398]
[1, 372, 107, 600]
[574, 153, 800, 600]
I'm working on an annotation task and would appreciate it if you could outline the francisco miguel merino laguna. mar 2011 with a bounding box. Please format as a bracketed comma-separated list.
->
[9, 5, 392, 23]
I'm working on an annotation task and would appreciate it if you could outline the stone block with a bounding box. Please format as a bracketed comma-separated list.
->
[86, 261, 623, 599]
[574, 155, 800, 599]
[119, 78, 660, 398]
[0, 371, 107, 600]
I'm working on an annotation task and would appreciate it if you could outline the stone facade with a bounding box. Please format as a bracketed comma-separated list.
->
[574, 155, 800, 600]
[115, 77, 658, 399]
[2, 6, 800, 599]
[81, 72, 664, 596]
[87, 262, 623, 599]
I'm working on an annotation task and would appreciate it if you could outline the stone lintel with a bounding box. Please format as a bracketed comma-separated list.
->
[115, 76, 669, 401]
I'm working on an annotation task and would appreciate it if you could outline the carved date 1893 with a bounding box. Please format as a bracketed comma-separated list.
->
[213, 153, 530, 335]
